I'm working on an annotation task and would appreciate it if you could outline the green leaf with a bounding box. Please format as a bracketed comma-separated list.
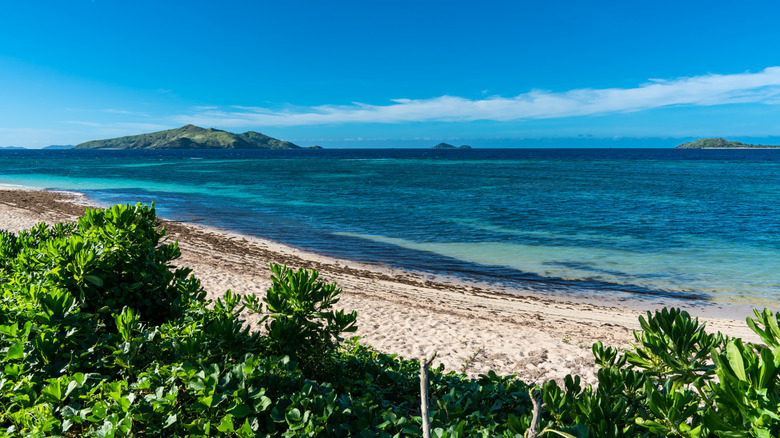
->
[255, 395, 272, 412]
[236, 420, 254, 438]
[0, 324, 18, 337]
[42, 380, 63, 402]
[758, 347, 777, 389]
[286, 407, 302, 424]
[87, 403, 109, 422]
[164, 414, 177, 428]
[270, 405, 286, 423]
[188, 380, 206, 392]
[726, 341, 747, 381]
[506, 414, 524, 434]
[231, 403, 252, 418]
[726, 341, 747, 382]
[217, 414, 235, 433]
[6, 342, 23, 360]
[84, 274, 104, 286]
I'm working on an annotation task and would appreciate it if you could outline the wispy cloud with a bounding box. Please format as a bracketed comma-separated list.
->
[115, 122, 172, 131]
[65, 121, 104, 127]
[174, 67, 780, 127]
[64, 121, 171, 132]
[103, 109, 150, 117]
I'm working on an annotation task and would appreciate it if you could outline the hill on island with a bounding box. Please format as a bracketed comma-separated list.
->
[675, 138, 780, 149]
[75, 125, 301, 150]
[431, 142, 472, 149]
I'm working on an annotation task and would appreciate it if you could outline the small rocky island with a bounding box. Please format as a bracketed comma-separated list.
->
[431, 142, 472, 150]
[675, 138, 780, 149]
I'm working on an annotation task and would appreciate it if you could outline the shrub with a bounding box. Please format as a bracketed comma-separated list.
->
[4, 203, 204, 326]
[255, 264, 357, 360]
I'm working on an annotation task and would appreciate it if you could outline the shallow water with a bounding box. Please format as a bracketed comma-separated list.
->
[1, 148, 779, 308]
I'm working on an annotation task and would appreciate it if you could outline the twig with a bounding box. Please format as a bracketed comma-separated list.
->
[420, 358, 431, 438]
[526, 388, 543, 438]
[460, 345, 485, 374]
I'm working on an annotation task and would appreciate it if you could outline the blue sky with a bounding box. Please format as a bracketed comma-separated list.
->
[3, 0, 780, 148]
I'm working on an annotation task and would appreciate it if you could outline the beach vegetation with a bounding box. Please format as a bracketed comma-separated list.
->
[1, 203, 780, 436]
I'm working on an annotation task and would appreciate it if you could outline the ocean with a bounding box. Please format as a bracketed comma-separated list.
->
[1, 148, 779, 309]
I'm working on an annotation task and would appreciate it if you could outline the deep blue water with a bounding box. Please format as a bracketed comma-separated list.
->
[1, 148, 779, 307]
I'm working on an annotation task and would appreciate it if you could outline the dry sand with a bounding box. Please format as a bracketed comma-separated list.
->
[0, 188, 761, 385]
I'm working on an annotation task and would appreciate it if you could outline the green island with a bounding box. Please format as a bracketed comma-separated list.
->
[675, 138, 780, 149]
[74, 125, 303, 150]
[430, 143, 472, 150]
[2, 203, 780, 436]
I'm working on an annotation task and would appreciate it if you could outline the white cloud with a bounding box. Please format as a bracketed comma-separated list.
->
[173, 67, 780, 127]
[64, 121, 170, 132]
[65, 121, 105, 127]
[115, 122, 172, 132]
[103, 109, 150, 117]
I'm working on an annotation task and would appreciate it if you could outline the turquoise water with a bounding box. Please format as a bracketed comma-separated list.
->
[1, 148, 779, 308]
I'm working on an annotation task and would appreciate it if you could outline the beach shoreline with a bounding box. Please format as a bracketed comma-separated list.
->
[0, 187, 762, 384]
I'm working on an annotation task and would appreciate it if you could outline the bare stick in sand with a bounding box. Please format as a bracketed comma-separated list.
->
[420, 352, 437, 438]
[420, 359, 431, 438]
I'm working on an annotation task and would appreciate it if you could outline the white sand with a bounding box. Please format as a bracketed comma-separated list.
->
[0, 189, 761, 385]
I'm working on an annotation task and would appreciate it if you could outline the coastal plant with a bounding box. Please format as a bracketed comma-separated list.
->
[704, 337, 780, 436]
[3, 203, 204, 326]
[746, 308, 780, 348]
[460, 345, 486, 374]
[70, 203, 206, 324]
[626, 308, 724, 390]
[253, 264, 358, 366]
[525, 308, 780, 437]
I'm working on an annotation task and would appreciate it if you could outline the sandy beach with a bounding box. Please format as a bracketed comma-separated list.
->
[0, 188, 761, 385]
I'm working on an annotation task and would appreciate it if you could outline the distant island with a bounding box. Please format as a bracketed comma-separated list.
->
[675, 138, 780, 149]
[0, 146, 25, 150]
[431, 142, 472, 150]
[75, 125, 303, 150]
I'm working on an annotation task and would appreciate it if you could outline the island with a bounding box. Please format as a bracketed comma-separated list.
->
[0, 146, 26, 150]
[675, 138, 780, 149]
[431, 142, 472, 149]
[75, 125, 301, 150]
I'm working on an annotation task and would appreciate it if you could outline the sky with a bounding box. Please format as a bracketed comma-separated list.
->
[3, 0, 780, 148]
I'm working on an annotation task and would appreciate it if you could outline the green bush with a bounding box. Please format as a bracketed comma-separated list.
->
[1, 203, 780, 437]
[3, 204, 203, 326]
[253, 264, 357, 368]
[537, 309, 780, 438]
